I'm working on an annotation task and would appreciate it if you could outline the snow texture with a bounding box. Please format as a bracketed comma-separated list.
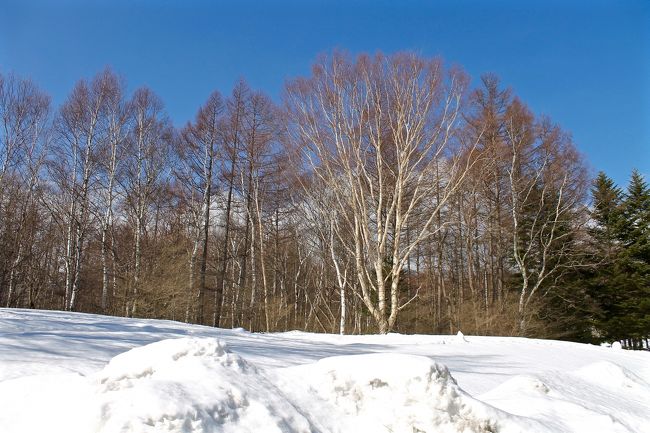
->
[1, 309, 649, 433]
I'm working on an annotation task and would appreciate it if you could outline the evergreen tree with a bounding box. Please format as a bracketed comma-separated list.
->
[586, 172, 624, 340]
[615, 170, 650, 348]
[586, 170, 650, 348]
[591, 172, 624, 250]
[538, 187, 601, 342]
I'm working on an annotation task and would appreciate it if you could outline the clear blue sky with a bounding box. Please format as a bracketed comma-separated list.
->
[1, 0, 648, 187]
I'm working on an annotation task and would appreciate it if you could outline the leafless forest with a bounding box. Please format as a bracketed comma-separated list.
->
[0, 52, 599, 336]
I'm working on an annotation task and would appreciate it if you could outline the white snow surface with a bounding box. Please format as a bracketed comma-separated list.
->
[0, 309, 649, 433]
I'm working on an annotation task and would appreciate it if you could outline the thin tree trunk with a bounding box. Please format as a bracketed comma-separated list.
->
[215, 145, 237, 328]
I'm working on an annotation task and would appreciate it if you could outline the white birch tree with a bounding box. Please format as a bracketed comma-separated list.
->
[285, 52, 481, 333]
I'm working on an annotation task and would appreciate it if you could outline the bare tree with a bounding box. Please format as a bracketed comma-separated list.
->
[504, 100, 588, 330]
[51, 71, 119, 310]
[178, 91, 224, 324]
[125, 87, 171, 316]
[0, 74, 50, 307]
[95, 70, 129, 312]
[286, 52, 481, 333]
[240, 91, 281, 331]
[216, 81, 249, 327]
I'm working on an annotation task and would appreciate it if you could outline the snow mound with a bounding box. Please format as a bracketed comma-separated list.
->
[483, 375, 552, 397]
[0, 337, 316, 433]
[574, 360, 649, 390]
[284, 353, 535, 433]
[94, 337, 317, 432]
[96, 337, 248, 391]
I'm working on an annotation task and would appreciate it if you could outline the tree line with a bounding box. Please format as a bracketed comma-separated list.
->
[1, 52, 647, 345]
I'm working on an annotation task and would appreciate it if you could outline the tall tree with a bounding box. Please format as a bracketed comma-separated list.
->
[217, 81, 249, 327]
[51, 70, 119, 310]
[615, 170, 650, 346]
[0, 73, 51, 307]
[125, 87, 171, 316]
[178, 91, 224, 324]
[285, 52, 479, 333]
[240, 91, 281, 331]
[503, 99, 588, 331]
[585, 171, 650, 347]
[96, 70, 129, 313]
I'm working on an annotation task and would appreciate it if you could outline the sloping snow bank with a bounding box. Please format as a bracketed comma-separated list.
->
[279, 353, 543, 433]
[0, 338, 316, 433]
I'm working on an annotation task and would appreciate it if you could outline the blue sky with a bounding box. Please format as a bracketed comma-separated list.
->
[1, 0, 648, 187]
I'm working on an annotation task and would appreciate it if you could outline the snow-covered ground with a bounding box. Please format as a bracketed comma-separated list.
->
[0, 309, 648, 433]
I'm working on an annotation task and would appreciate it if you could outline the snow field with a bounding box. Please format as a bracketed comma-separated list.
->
[0, 309, 649, 433]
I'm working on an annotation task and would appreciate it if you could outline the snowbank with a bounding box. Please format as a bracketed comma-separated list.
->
[281, 353, 542, 433]
[0, 338, 315, 433]
[0, 337, 541, 433]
